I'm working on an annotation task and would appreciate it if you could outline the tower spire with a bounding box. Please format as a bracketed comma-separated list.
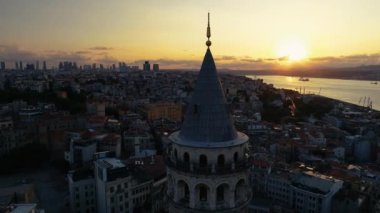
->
[206, 12, 212, 47]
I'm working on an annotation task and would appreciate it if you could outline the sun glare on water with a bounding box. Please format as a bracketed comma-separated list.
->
[277, 40, 308, 61]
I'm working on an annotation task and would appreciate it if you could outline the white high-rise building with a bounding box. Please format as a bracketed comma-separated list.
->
[68, 169, 97, 213]
[166, 13, 252, 213]
[94, 153, 133, 213]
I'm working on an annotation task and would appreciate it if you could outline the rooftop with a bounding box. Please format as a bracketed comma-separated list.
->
[9, 203, 37, 213]
[291, 171, 343, 195]
[97, 158, 125, 169]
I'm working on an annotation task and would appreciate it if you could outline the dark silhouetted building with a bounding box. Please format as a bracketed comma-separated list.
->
[36, 61, 39, 70]
[43, 61, 47, 70]
[25, 63, 35, 70]
[19, 61, 23, 70]
[59, 61, 77, 71]
[0, 61, 5, 70]
[119, 62, 131, 72]
[143, 61, 150, 71]
[153, 63, 159, 72]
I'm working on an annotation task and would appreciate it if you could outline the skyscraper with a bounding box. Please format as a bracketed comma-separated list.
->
[153, 63, 159, 72]
[166, 13, 251, 213]
[0, 62, 5, 70]
[143, 61, 150, 71]
[19, 61, 23, 70]
[43, 61, 47, 71]
[15, 62, 19, 70]
[36, 61, 39, 70]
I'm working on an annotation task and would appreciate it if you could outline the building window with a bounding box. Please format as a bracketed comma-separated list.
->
[217, 185, 224, 201]
[200, 185, 208, 201]
[184, 152, 190, 165]
[199, 155, 207, 168]
[234, 152, 238, 162]
[217, 154, 225, 167]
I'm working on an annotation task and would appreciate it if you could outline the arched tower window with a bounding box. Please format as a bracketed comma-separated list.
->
[234, 152, 238, 162]
[217, 154, 225, 166]
[177, 180, 190, 202]
[199, 155, 207, 168]
[216, 183, 230, 203]
[199, 185, 208, 201]
[184, 152, 190, 164]
[216, 185, 225, 201]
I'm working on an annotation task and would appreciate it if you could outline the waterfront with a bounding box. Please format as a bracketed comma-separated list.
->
[247, 75, 380, 111]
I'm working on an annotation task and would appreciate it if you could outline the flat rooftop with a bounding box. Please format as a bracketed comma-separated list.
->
[291, 171, 343, 195]
[10, 203, 37, 213]
[97, 158, 125, 169]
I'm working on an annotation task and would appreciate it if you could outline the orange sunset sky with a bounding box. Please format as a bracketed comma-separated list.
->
[1, 0, 380, 69]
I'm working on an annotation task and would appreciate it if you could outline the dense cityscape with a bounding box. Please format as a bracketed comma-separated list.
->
[0, 41, 379, 212]
[1, 1, 380, 213]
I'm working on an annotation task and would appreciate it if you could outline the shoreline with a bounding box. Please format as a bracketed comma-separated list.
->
[237, 73, 380, 82]
[241, 74, 380, 113]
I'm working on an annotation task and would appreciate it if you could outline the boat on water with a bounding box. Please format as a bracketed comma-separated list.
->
[371, 82, 378, 84]
[299, 77, 309, 81]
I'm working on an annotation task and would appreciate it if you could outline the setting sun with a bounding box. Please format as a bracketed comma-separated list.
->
[277, 40, 308, 61]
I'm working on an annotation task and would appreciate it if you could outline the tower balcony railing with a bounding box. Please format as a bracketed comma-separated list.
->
[165, 157, 251, 175]
[215, 201, 230, 209]
[195, 201, 210, 209]
[168, 190, 253, 212]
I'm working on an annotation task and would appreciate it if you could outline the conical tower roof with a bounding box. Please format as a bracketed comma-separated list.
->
[179, 48, 238, 142]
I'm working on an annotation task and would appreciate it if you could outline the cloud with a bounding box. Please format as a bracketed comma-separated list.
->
[309, 56, 336, 62]
[240, 58, 263, 63]
[95, 55, 118, 65]
[277, 56, 289, 61]
[75, 51, 91, 54]
[0, 45, 120, 68]
[0, 45, 38, 62]
[215, 55, 237, 61]
[89, 46, 113, 51]
[2, 45, 380, 70]
[308, 53, 380, 67]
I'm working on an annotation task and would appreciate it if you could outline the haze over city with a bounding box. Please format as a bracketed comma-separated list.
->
[2, 0, 380, 69]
